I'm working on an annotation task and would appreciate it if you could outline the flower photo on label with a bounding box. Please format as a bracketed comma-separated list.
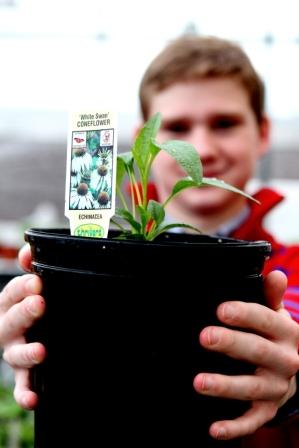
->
[69, 129, 114, 210]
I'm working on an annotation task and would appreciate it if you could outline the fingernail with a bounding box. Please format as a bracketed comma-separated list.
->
[216, 427, 226, 439]
[202, 375, 213, 391]
[20, 393, 34, 410]
[31, 350, 42, 364]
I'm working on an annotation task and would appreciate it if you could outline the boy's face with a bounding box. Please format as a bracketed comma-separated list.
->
[148, 78, 269, 216]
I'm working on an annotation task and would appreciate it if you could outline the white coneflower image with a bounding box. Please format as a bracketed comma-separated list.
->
[71, 147, 92, 174]
[90, 160, 112, 193]
[94, 190, 111, 209]
[70, 183, 95, 209]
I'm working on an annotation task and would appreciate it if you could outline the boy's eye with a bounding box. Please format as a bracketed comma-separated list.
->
[210, 116, 242, 131]
[162, 121, 190, 134]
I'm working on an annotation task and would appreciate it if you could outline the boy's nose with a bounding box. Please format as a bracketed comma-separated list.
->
[188, 126, 218, 159]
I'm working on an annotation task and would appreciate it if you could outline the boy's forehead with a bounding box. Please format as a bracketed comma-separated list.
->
[149, 79, 252, 118]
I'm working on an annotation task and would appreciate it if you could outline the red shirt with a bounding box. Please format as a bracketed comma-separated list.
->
[230, 188, 299, 323]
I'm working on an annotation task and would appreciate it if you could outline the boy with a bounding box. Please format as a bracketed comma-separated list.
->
[137, 34, 299, 444]
[139, 35, 299, 319]
[0, 35, 299, 445]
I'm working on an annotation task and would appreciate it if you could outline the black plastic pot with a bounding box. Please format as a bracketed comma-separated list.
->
[25, 228, 271, 447]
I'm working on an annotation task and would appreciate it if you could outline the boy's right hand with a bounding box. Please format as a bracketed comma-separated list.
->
[0, 244, 46, 409]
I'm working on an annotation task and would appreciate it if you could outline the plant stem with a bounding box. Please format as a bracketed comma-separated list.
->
[146, 220, 157, 240]
[116, 185, 128, 211]
[130, 172, 143, 207]
[142, 153, 154, 208]
[127, 170, 136, 218]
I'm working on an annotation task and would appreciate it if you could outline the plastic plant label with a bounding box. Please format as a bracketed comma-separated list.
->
[65, 110, 117, 238]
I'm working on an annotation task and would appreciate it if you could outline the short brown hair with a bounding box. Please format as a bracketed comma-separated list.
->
[139, 35, 265, 124]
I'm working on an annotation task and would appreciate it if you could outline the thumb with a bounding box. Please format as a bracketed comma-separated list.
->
[263, 270, 288, 313]
[18, 244, 32, 272]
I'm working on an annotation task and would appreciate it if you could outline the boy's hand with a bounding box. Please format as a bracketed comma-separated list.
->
[193, 270, 299, 440]
[0, 245, 46, 409]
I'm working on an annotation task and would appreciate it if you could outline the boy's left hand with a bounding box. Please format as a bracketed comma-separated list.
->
[193, 270, 299, 440]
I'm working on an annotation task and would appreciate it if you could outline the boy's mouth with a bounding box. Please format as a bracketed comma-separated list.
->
[203, 170, 223, 178]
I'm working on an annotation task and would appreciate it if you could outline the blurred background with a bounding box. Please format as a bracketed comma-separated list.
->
[0, 0, 299, 261]
[0, 0, 299, 445]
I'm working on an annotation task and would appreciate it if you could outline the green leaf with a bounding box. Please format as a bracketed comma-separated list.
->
[157, 140, 202, 183]
[147, 200, 165, 227]
[201, 177, 260, 204]
[116, 152, 133, 188]
[118, 151, 134, 170]
[114, 208, 141, 232]
[163, 177, 199, 208]
[137, 205, 151, 230]
[116, 157, 126, 191]
[170, 178, 199, 197]
[132, 113, 161, 172]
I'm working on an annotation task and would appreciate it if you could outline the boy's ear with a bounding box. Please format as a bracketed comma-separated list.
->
[258, 115, 271, 157]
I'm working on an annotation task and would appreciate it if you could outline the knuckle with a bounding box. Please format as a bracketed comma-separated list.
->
[247, 380, 263, 400]
[2, 275, 27, 307]
[284, 352, 299, 376]
[23, 347, 34, 364]
[22, 297, 35, 318]
[20, 348, 31, 366]
[3, 344, 34, 368]
[253, 339, 269, 363]
[2, 347, 13, 367]
[275, 380, 290, 400]
[260, 310, 275, 333]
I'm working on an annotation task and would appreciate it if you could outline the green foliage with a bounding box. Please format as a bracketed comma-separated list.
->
[0, 384, 34, 447]
[112, 112, 258, 241]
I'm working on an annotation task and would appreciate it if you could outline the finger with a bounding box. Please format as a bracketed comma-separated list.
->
[263, 270, 287, 311]
[209, 401, 277, 440]
[0, 274, 42, 313]
[0, 295, 45, 344]
[199, 326, 299, 377]
[14, 368, 39, 409]
[193, 372, 288, 401]
[3, 342, 46, 369]
[216, 301, 299, 343]
[18, 244, 32, 272]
